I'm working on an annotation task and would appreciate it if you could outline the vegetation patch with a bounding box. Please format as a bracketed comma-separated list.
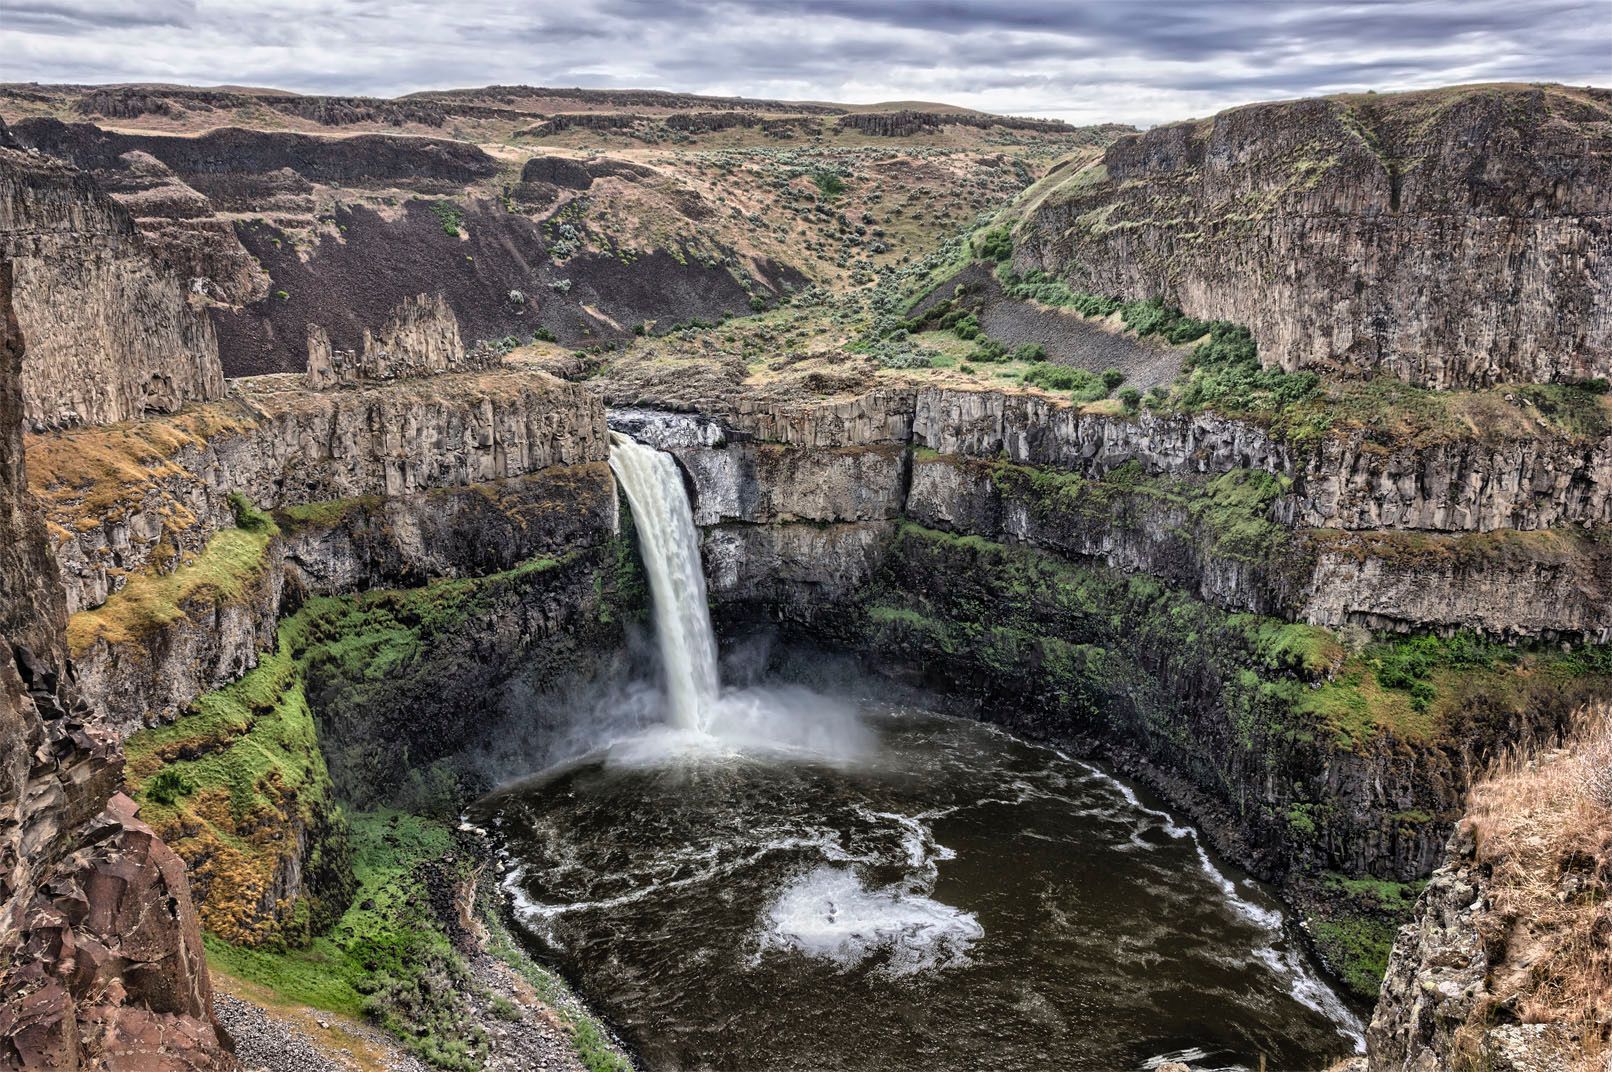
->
[67, 494, 278, 654]
[205, 811, 490, 1070]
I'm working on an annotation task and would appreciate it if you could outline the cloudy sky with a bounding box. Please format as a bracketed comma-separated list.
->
[3, 0, 1609, 126]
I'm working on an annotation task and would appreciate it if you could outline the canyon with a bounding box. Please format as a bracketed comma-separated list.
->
[0, 78, 1608, 1072]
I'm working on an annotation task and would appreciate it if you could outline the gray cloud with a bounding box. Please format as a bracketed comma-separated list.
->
[1, 0, 1607, 126]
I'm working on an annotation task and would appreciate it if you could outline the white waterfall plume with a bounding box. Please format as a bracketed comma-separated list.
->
[608, 431, 722, 732]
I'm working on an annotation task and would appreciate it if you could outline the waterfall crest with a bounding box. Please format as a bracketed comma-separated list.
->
[608, 431, 722, 732]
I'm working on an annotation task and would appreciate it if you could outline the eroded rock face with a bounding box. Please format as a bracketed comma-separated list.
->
[44, 372, 611, 735]
[618, 391, 1612, 642]
[305, 292, 500, 389]
[0, 258, 232, 1068]
[1368, 827, 1492, 1070]
[1018, 84, 1612, 389]
[0, 127, 224, 430]
[1365, 827, 1587, 1072]
[37, 369, 609, 617]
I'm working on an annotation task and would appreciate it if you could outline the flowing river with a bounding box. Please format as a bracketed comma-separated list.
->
[470, 432, 1365, 1071]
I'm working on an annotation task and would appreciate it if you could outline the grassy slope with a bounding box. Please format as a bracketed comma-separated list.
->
[124, 549, 632, 1070]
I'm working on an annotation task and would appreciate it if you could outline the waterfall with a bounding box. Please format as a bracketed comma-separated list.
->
[608, 431, 722, 733]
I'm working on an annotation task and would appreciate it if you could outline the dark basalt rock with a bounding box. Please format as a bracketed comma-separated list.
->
[521, 154, 593, 189]
[12, 117, 498, 185]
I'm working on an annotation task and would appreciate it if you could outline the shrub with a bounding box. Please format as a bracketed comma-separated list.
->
[1011, 342, 1046, 362]
[431, 202, 463, 237]
[970, 338, 1006, 363]
[1021, 362, 1111, 402]
[812, 170, 845, 197]
[1117, 386, 1142, 411]
[974, 227, 1014, 262]
[489, 995, 522, 1022]
[146, 767, 194, 806]
[530, 327, 557, 343]
[1101, 367, 1125, 391]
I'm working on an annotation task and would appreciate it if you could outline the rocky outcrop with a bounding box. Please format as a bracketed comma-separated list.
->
[835, 110, 1083, 137]
[618, 392, 1612, 640]
[1368, 827, 1494, 1070]
[713, 386, 1612, 533]
[907, 388, 1612, 533]
[278, 463, 617, 595]
[12, 118, 498, 187]
[702, 521, 895, 618]
[0, 258, 232, 1067]
[33, 369, 608, 617]
[305, 292, 498, 388]
[71, 536, 286, 740]
[1017, 84, 1612, 389]
[41, 371, 610, 734]
[611, 407, 907, 525]
[0, 132, 224, 429]
[1368, 706, 1611, 1071]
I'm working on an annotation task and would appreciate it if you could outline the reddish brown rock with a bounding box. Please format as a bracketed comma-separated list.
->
[0, 250, 234, 1068]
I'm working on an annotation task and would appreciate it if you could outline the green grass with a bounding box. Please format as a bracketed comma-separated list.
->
[859, 523, 1612, 887]
[67, 497, 277, 652]
[275, 496, 378, 530]
[1310, 915, 1401, 999]
[206, 811, 491, 1070]
[1311, 872, 1429, 998]
[125, 627, 349, 946]
[431, 201, 464, 237]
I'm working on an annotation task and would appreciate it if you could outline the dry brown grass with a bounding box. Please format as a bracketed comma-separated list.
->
[1463, 701, 1612, 1069]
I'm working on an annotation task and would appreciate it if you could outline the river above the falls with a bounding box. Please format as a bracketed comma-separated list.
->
[471, 702, 1363, 1072]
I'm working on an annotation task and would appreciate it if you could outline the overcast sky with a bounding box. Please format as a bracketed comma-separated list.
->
[3, 0, 1609, 127]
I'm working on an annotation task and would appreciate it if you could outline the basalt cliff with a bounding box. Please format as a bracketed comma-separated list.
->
[1, 81, 1609, 1072]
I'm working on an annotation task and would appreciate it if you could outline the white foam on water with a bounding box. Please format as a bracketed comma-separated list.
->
[1072, 758, 1366, 1051]
[591, 684, 875, 769]
[758, 864, 982, 977]
[1139, 1047, 1248, 1071]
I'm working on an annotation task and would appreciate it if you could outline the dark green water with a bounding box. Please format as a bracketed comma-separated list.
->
[472, 702, 1363, 1072]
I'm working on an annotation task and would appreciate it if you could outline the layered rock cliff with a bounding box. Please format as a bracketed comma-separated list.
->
[0, 122, 224, 430]
[624, 386, 1612, 642]
[1015, 84, 1612, 389]
[614, 393, 1611, 1002]
[0, 258, 232, 1068]
[35, 366, 608, 735]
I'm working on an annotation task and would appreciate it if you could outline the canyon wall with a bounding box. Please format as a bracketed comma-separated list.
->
[1015, 84, 1612, 389]
[1367, 713, 1610, 1072]
[0, 122, 224, 430]
[620, 392, 1610, 1000]
[24, 357, 620, 947]
[304, 291, 500, 389]
[40, 367, 609, 735]
[0, 259, 231, 1068]
[627, 388, 1612, 642]
[5, 116, 797, 376]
